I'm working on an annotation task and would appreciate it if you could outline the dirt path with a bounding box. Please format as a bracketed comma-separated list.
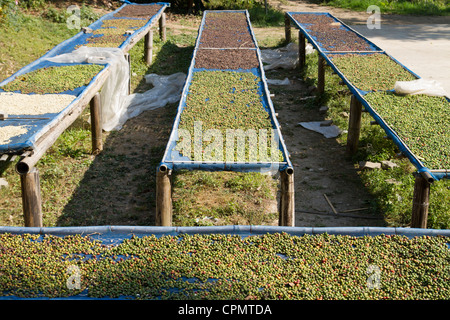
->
[263, 69, 385, 227]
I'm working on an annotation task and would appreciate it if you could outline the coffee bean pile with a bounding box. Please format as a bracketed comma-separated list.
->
[113, 4, 163, 19]
[85, 34, 127, 48]
[292, 14, 373, 51]
[329, 53, 417, 91]
[100, 18, 148, 30]
[199, 12, 256, 49]
[1, 64, 105, 94]
[0, 232, 448, 299]
[194, 49, 260, 70]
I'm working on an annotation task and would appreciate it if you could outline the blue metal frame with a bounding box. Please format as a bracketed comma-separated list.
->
[159, 10, 293, 173]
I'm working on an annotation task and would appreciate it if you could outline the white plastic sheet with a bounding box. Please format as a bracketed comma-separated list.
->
[260, 42, 315, 70]
[115, 72, 186, 130]
[394, 79, 448, 97]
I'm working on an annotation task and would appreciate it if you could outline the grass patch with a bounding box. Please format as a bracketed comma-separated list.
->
[172, 171, 278, 226]
[0, 15, 78, 79]
[129, 34, 196, 93]
[359, 161, 450, 229]
[0, 125, 95, 226]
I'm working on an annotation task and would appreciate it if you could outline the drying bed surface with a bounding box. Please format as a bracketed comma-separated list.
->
[0, 232, 448, 299]
[199, 12, 256, 48]
[0, 64, 104, 94]
[291, 13, 373, 51]
[176, 70, 282, 162]
[112, 4, 163, 19]
[364, 91, 450, 170]
[83, 18, 148, 48]
[96, 18, 148, 32]
[329, 53, 417, 91]
[194, 49, 259, 70]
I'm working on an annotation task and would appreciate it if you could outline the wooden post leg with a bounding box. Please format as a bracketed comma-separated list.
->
[298, 31, 306, 70]
[20, 167, 43, 227]
[90, 92, 103, 155]
[346, 95, 363, 155]
[156, 166, 172, 226]
[159, 12, 166, 42]
[144, 29, 153, 66]
[317, 55, 325, 94]
[279, 168, 295, 227]
[411, 174, 431, 228]
[284, 13, 291, 43]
